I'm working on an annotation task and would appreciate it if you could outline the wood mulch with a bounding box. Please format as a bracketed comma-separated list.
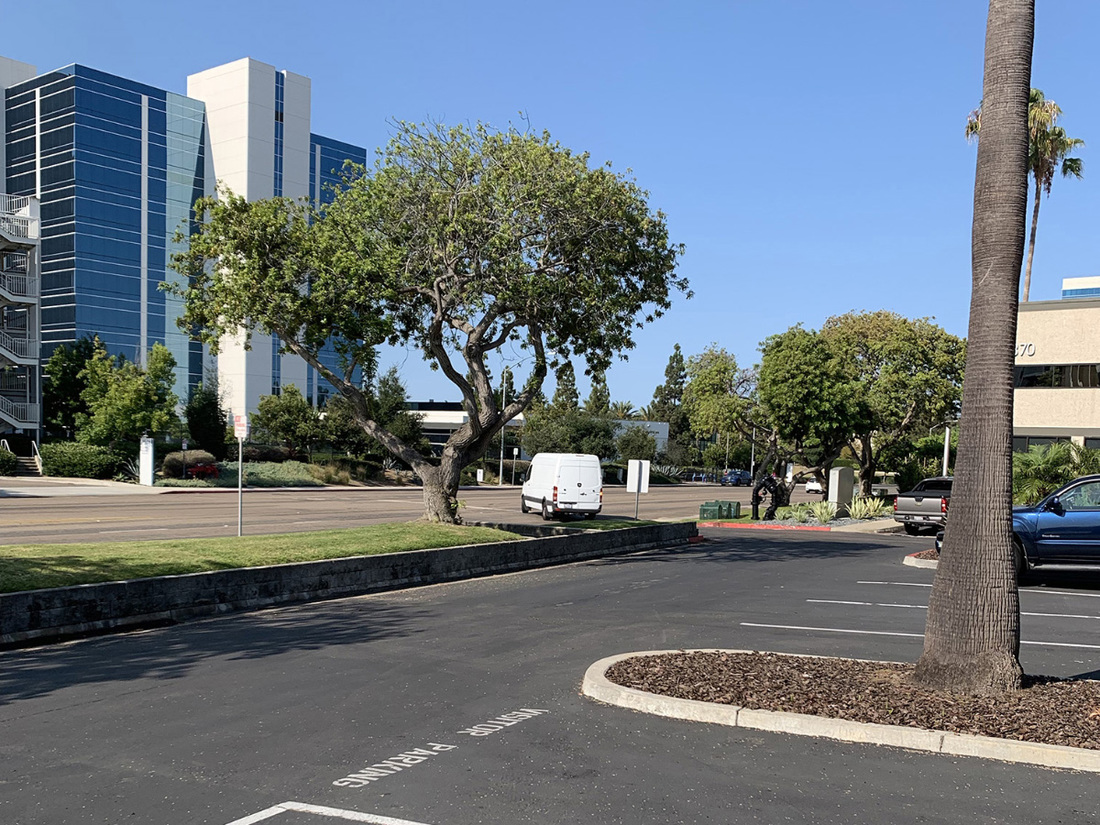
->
[911, 548, 940, 560]
[606, 650, 1100, 749]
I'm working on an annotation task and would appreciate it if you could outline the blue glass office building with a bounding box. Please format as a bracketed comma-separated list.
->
[308, 133, 369, 407]
[4, 65, 207, 395]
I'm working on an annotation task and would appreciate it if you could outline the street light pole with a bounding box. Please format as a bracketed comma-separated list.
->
[498, 369, 506, 485]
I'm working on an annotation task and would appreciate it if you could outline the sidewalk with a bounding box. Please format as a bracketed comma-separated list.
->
[0, 477, 167, 497]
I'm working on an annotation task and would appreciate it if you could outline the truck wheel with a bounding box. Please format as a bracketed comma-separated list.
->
[903, 524, 922, 536]
[1014, 537, 1030, 583]
[520, 494, 530, 514]
[542, 500, 553, 521]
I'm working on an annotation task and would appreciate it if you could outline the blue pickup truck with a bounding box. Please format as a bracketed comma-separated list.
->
[941, 475, 1100, 575]
[1012, 474, 1100, 574]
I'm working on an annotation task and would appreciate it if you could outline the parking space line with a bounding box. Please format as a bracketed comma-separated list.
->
[741, 622, 1100, 649]
[226, 801, 435, 825]
[809, 598, 1100, 621]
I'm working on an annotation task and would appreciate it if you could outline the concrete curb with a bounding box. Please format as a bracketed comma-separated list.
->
[582, 649, 1100, 773]
[697, 519, 899, 534]
[1, 523, 697, 649]
[903, 553, 939, 569]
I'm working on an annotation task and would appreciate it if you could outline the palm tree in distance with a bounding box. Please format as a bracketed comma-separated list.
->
[967, 88, 1084, 302]
[609, 400, 636, 420]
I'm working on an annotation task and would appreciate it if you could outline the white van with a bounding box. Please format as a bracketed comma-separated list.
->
[521, 453, 603, 520]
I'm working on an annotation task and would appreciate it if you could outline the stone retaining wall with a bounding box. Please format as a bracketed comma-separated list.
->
[0, 522, 697, 648]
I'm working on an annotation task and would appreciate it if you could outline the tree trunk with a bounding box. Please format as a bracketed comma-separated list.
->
[1021, 181, 1042, 301]
[914, 0, 1032, 695]
[419, 457, 463, 523]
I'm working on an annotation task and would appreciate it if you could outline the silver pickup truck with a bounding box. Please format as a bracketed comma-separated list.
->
[893, 476, 952, 535]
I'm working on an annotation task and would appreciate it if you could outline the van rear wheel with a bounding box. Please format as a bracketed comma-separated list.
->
[520, 494, 530, 514]
[542, 500, 553, 521]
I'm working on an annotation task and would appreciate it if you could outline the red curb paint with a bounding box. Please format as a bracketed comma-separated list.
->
[688, 535, 706, 544]
[697, 521, 833, 532]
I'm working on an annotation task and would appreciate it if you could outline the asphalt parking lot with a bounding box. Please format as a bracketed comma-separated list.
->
[2, 527, 1099, 824]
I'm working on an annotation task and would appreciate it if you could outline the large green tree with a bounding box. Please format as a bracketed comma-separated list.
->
[914, 0, 1033, 695]
[967, 88, 1083, 302]
[820, 311, 965, 495]
[584, 370, 611, 417]
[77, 341, 179, 448]
[43, 336, 98, 437]
[252, 384, 323, 458]
[756, 325, 854, 479]
[172, 122, 685, 521]
[185, 378, 229, 460]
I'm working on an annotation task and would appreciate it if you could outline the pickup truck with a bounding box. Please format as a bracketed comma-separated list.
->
[893, 476, 952, 535]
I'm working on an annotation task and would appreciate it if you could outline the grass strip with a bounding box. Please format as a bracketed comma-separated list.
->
[0, 523, 518, 594]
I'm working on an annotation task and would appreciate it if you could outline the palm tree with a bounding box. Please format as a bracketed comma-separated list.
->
[636, 404, 654, 421]
[967, 88, 1084, 301]
[1012, 441, 1075, 503]
[608, 400, 636, 420]
[914, 0, 1033, 695]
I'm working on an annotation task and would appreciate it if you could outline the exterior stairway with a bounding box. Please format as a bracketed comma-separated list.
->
[13, 454, 40, 477]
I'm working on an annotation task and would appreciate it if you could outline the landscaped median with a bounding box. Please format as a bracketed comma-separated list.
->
[583, 649, 1100, 772]
[0, 521, 697, 648]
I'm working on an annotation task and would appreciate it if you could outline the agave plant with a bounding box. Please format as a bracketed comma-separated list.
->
[846, 496, 891, 520]
[809, 501, 838, 524]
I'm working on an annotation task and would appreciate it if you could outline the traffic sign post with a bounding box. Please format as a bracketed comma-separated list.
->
[233, 415, 249, 536]
[626, 459, 651, 520]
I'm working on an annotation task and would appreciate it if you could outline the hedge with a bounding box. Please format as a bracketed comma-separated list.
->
[0, 448, 17, 476]
[40, 443, 122, 479]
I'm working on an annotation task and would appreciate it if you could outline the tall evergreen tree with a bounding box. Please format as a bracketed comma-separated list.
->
[584, 370, 610, 416]
[552, 361, 579, 411]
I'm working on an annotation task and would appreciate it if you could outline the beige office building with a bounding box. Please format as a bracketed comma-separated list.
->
[1014, 277, 1100, 451]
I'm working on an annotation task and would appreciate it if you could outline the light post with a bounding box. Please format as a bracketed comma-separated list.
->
[498, 369, 507, 486]
[511, 447, 519, 485]
[929, 419, 957, 476]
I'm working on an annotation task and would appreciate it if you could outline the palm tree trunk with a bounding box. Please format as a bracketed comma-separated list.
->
[1021, 181, 1042, 301]
[913, 0, 1032, 695]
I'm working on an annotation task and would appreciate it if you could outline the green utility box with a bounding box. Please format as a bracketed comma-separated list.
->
[699, 500, 740, 520]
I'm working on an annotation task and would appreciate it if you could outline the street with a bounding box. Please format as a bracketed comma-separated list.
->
[0, 482, 821, 545]
[2, 527, 1098, 824]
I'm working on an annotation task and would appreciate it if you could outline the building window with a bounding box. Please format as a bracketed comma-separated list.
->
[1014, 364, 1100, 388]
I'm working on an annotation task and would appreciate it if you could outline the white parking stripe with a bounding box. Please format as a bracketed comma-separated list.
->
[858, 581, 931, 588]
[809, 598, 1100, 621]
[741, 622, 1100, 649]
[860, 580, 1100, 601]
[281, 801, 434, 823]
[225, 806, 287, 825]
[225, 802, 435, 825]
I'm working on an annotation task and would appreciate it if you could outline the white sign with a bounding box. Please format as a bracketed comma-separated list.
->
[234, 414, 250, 440]
[626, 459, 650, 494]
[139, 436, 154, 486]
[476, 468, 485, 483]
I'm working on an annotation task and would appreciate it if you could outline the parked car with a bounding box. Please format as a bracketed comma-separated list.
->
[894, 476, 953, 535]
[1013, 474, 1100, 575]
[720, 469, 752, 487]
[804, 478, 824, 495]
[521, 453, 603, 520]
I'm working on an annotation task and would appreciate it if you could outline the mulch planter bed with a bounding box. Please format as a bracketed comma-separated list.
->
[911, 549, 940, 560]
[606, 650, 1100, 750]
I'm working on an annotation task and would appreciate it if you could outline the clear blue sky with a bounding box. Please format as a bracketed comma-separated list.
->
[5, 1, 1096, 406]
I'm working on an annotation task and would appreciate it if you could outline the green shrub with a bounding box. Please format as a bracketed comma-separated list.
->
[846, 496, 890, 520]
[312, 455, 381, 482]
[40, 442, 122, 479]
[791, 504, 811, 523]
[0, 448, 17, 476]
[161, 450, 217, 477]
[809, 501, 838, 524]
[309, 463, 352, 485]
[155, 460, 325, 488]
[225, 443, 293, 463]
